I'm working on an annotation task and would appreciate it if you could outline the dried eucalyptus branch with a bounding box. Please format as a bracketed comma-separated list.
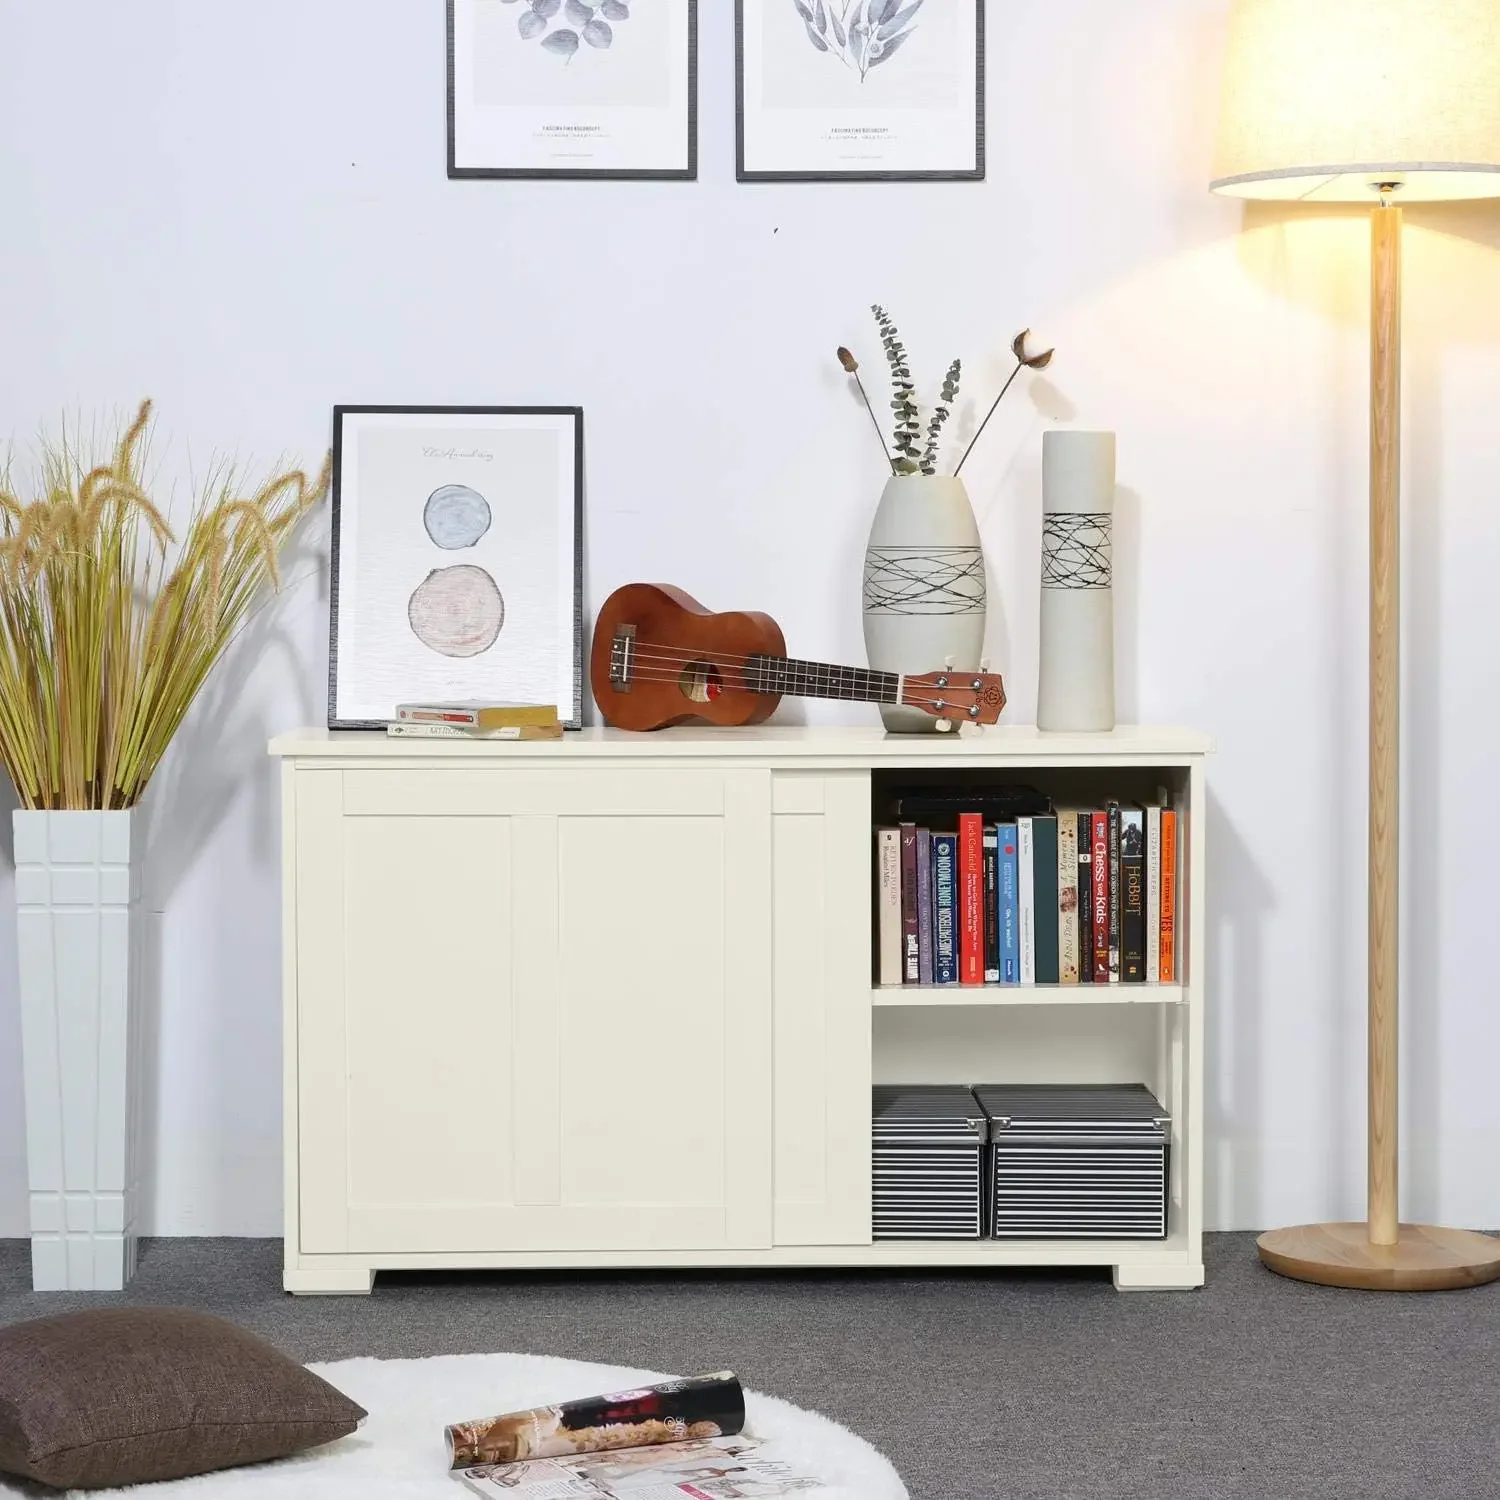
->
[920, 359, 961, 476]
[837, 316, 1052, 479]
[952, 329, 1056, 478]
[873, 305, 922, 473]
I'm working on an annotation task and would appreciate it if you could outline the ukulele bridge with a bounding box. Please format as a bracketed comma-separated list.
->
[608, 624, 636, 692]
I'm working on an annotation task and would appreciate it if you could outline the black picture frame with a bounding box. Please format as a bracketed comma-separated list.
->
[735, 0, 985, 183]
[328, 404, 585, 731]
[447, 0, 699, 181]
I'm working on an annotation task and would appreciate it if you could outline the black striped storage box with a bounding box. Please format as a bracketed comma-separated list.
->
[871, 1086, 987, 1240]
[973, 1084, 1171, 1240]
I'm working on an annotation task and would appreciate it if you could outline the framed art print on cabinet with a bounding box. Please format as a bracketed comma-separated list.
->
[447, 0, 697, 179]
[328, 407, 584, 730]
[736, 0, 984, 181]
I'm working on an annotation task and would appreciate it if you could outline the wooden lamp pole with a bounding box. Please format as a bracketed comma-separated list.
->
[1213, 0, 1500, 1290]
[1367, 197, 1402, 1253]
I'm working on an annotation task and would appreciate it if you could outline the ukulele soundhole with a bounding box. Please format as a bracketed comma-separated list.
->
[678, 660, 724, 704]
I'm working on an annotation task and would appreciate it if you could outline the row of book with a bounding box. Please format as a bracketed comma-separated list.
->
[384, 701, 563, 741]
[876, 798, 1179, 987]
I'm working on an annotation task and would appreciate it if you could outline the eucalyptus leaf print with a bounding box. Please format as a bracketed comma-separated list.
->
[795, 0, 925, 80]
[541, 26, 580, 56]
[514, 0, 631, 64]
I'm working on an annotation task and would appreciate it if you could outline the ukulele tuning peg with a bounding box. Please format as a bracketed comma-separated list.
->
[943, 655, 956, 670]
[980, 657, 990, 673]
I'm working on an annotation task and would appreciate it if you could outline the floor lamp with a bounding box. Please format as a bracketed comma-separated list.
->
[1211, 0, 1500, 1291]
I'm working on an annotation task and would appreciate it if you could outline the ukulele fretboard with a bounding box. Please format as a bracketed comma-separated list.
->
[746, 655, 900, 704]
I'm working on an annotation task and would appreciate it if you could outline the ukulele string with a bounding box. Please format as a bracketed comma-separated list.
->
[620, 640, 995, 685]
[608, 663, 960, 710]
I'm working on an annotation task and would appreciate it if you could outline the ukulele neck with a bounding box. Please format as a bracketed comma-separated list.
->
[747, 654, 899, 705]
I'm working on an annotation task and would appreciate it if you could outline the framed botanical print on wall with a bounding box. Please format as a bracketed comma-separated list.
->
[448, 0, 698, 179]
[328, 406, 584, 730]
[736, 0, 985, 181]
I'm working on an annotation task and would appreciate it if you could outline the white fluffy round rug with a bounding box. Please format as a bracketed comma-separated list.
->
[67, 1352, 908, 1498]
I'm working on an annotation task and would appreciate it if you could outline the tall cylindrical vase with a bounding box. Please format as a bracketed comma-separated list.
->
[862, 474, 987, 734]
[1037, 431, 1116, 733]
[14, 809, 143, 1290]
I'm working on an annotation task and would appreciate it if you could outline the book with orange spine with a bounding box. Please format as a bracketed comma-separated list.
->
[1160, 808, 1178, 983]
[958, 813, 985, 986]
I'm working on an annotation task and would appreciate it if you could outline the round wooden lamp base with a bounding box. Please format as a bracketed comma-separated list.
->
[1258, 1223, 1500, 1292]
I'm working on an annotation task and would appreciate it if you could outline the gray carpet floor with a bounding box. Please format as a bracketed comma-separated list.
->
[2, 1235, 1498, 1500]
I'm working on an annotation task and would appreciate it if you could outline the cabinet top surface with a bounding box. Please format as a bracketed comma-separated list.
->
[270, 724, 1213, 761]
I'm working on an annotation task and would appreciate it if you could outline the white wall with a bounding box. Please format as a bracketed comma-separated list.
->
[1, 0, 1497, 1238]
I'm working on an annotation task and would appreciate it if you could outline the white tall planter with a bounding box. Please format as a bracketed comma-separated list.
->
[1037, 431, 1117, 733]
[14, 810, 143, 1291]
[862, 474, 987, 734]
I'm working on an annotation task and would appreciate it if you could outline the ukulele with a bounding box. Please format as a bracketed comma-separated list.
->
[591, 583, 1008, 732]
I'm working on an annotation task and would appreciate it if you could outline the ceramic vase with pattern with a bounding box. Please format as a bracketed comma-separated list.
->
[862, 475, 987, 734]
[1037, 430, 1116, 732]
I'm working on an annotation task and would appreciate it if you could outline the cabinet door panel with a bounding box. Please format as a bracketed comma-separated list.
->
[772, 772, 872, 1246]
[343, 815, 514, 1212]
[556, 814, 728, 1207]
[294, 766, 771, 1257]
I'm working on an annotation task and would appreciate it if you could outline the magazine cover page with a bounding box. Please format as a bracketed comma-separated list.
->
[448, 1374, 746, 1469]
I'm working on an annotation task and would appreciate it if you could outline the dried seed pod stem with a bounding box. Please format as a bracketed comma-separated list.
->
[837, 345, 897, 475]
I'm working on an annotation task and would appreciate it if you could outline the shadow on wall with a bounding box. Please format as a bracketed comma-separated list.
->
[1206, 787, 1274, 1231]
[141, 517, 329, 910]
[134, 515, 328, 1233]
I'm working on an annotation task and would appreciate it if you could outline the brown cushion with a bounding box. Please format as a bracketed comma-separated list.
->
[0, 1308, 366, 1490]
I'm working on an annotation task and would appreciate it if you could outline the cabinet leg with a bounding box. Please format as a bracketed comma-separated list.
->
[284, 1261, 376, 1296]
[1112, 1260, 1204, 1292]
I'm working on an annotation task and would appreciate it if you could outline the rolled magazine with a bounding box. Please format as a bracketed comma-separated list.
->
[446, 1372, 746, 1471]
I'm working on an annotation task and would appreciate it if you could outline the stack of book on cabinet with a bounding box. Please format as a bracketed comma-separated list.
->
[386, 702, 562, 741]
[872, 1083, 1171, 1241]
[875, 788, 1179, 988]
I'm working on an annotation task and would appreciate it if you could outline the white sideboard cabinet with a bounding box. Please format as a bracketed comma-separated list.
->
[272, 725, 1211, 1295]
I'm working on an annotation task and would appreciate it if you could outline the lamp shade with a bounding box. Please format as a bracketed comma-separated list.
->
[1212, 0, 1500, 202]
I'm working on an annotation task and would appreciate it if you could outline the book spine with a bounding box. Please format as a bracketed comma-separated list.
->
[877, 829, 902, 986]
[900, 823, 919, 984]
[1077, 812, 1094, 982]
[982, 826, 1000, 983]
[1057, 812, 1080, 984]
[1032, 815, 1061, 985]
[916, 829, 935, 987]
[1121, 807, 1146, 982]
[397, 705, 481, 725]
[1146, 804, 1162, 984]
[1107, 803, 1122, 983]
[1160, 808, 1178, 984]
[1017, 817, 1035, 984]
[933, 834, 958, 985]
[998, 824, 1019, 984]
[1091, 811, 1109, 983]
[959, 813, 984, 986]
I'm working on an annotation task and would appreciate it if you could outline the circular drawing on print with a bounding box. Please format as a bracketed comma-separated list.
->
[408, 565, 505, 658]
[424, 485, 492, 550]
